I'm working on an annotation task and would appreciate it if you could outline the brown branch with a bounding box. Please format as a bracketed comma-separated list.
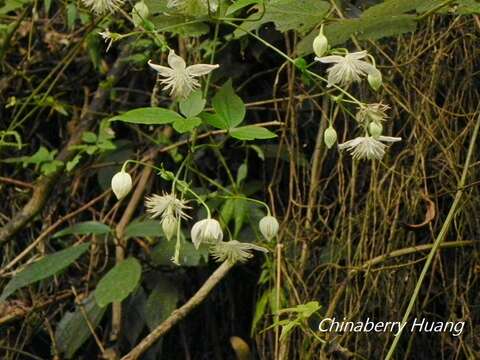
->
[0, 45, 131, 245]
[121, 261, 235, 360]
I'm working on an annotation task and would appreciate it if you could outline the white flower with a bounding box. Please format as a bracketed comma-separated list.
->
[356, 103, 390, 124]
[324, 126, 338, 149]
[338, 136, 401, 160]
[111, 170, 132, 200]
[145, 193, 191, 220]
[259, 215, 279, 241]
[191, 218, 223, 249]
[98, 29, 119, 52]
[315, 51, 378, 87]
[148, 50, 219, 99]
[162, 215, 177, 241]
[81, 0, 124, 15]
[210, 240, 268, 264]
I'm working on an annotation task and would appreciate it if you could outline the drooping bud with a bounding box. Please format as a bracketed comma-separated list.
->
[368, 122, 383, 138]
[259, 215, 279, 241]
[312, 26, 328, 58]
[324, 126, 338, 149]
[162, 215, 177, 241]
[132, 1, 149, 27]
[191, 218, 223, 249]
[111, 170, 132, 200]
[368, 68, 382, 91]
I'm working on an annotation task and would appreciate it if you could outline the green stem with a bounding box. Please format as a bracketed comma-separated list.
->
[384, 117, 480, 359]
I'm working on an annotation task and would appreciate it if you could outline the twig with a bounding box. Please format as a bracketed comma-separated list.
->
[121, 261, 235, 360]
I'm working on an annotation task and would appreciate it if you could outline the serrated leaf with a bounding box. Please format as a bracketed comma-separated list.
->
[179, 90, 206, 117]
[143, 275, 179, 330]
[212, 80, 245, 129]
[0, 243, 90, 301]
[55, 293, 107, 359]
[230, 126, 277, 141]
[52, 221, 111, 238]
[172, 117, 202, 133]
[124, 219, 163, 239]
[109, 108, 183, 125]
[94, 258, 142, 307]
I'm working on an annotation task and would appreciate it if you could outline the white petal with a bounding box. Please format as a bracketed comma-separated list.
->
[148, 60, 175, 77]
[355, 61, 378, 76]
[167, 49, 186, 70]
[378, 136, 402, 143]
[186, 64, 219, 77]
[315, 55, 344, 64]
[347, 51, 368, 60]
[338, 137, 364, 149]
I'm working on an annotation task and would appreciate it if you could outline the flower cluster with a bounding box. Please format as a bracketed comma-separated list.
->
[312, 30, 401, 160]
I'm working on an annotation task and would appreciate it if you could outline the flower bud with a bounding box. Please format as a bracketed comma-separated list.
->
[132, 1, 149, 27]
[312, 27, 328, 58]
[162, 215, 177, 241]
[259, 215, 279, 241]
[323, 126, 337, 149]
[191, 218, 223, 249]
[368, 68, 382, 91]
[111, 170, 132, 200]
[368, 122, 383, 138]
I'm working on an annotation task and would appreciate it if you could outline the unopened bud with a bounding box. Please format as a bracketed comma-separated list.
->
[111, 170, 132, 200]
[368, 68, 382, 91]
[312, 27, 328, 58]
[132, 1, 149, 27]
[191, 218, 223, 249]
[368, 122, 383, 138]
[324, 126, 337, 149]
[162, 215, 177, 241]
[259, 215, 279, 241]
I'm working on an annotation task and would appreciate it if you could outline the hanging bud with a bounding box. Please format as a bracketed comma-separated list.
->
[259, 215, 279, 241]
[368, 68, 382, 91]
[111, 170, 132, 200]
[162, 215, 177, 241]
[191, 218, 223, 249]
[323, 126, 338, 149]
[368, 122, 383, 138]
[132, 1, 149, 27]
[312, 26, 328, 58]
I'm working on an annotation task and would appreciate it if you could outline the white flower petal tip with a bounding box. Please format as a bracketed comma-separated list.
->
[338, 136, 401, 161]
[111, 170, 132, 200]
[191, 218, 223, 249]
[210, 240, 269, 264]
[259, 215, 279, 241]
[148, 50, 219, 99]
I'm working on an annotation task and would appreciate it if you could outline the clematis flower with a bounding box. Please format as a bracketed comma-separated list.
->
[81, 0, 124, 15]
[356, 103, 390, 124]
[145, 192, 191, 220]
[111, 170, 132, 200]
[148, 50, 219, 99]
[259, 215, 279, 241]
[315, 51, 378, 87]
[338, 136, 401, 160]
[191, 218, 223, 249]
[210, 240, 268, 264]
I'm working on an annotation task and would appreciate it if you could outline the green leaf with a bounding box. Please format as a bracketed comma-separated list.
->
[109, 108, 183, 125]
[226, 0, 260, 15]
[149, 13, 209, 36]
[0, 243, 90, 301]
[66, 3, 77, 30]
[172, 117, 202, 133]
[362, 0, 444, 18]
[82, 131, 97, 143]
[52, 221, 111, 238]
[220, 199, 235, 225]
[124, 219, 163, 240]
[94, 258, 142, 307]
[143, 275, 179, 330]
[55, 293, 107, 359]
[179, 90, 206, 118]
[212, 80, 245, 129]
[151, 238, 209, 266]
[233, 199, 247, 237]
[236, 163, 248, 186]
[201, 112, 228, 130]
[230, 126, 277, 141]
[251, 290, 270, 335]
